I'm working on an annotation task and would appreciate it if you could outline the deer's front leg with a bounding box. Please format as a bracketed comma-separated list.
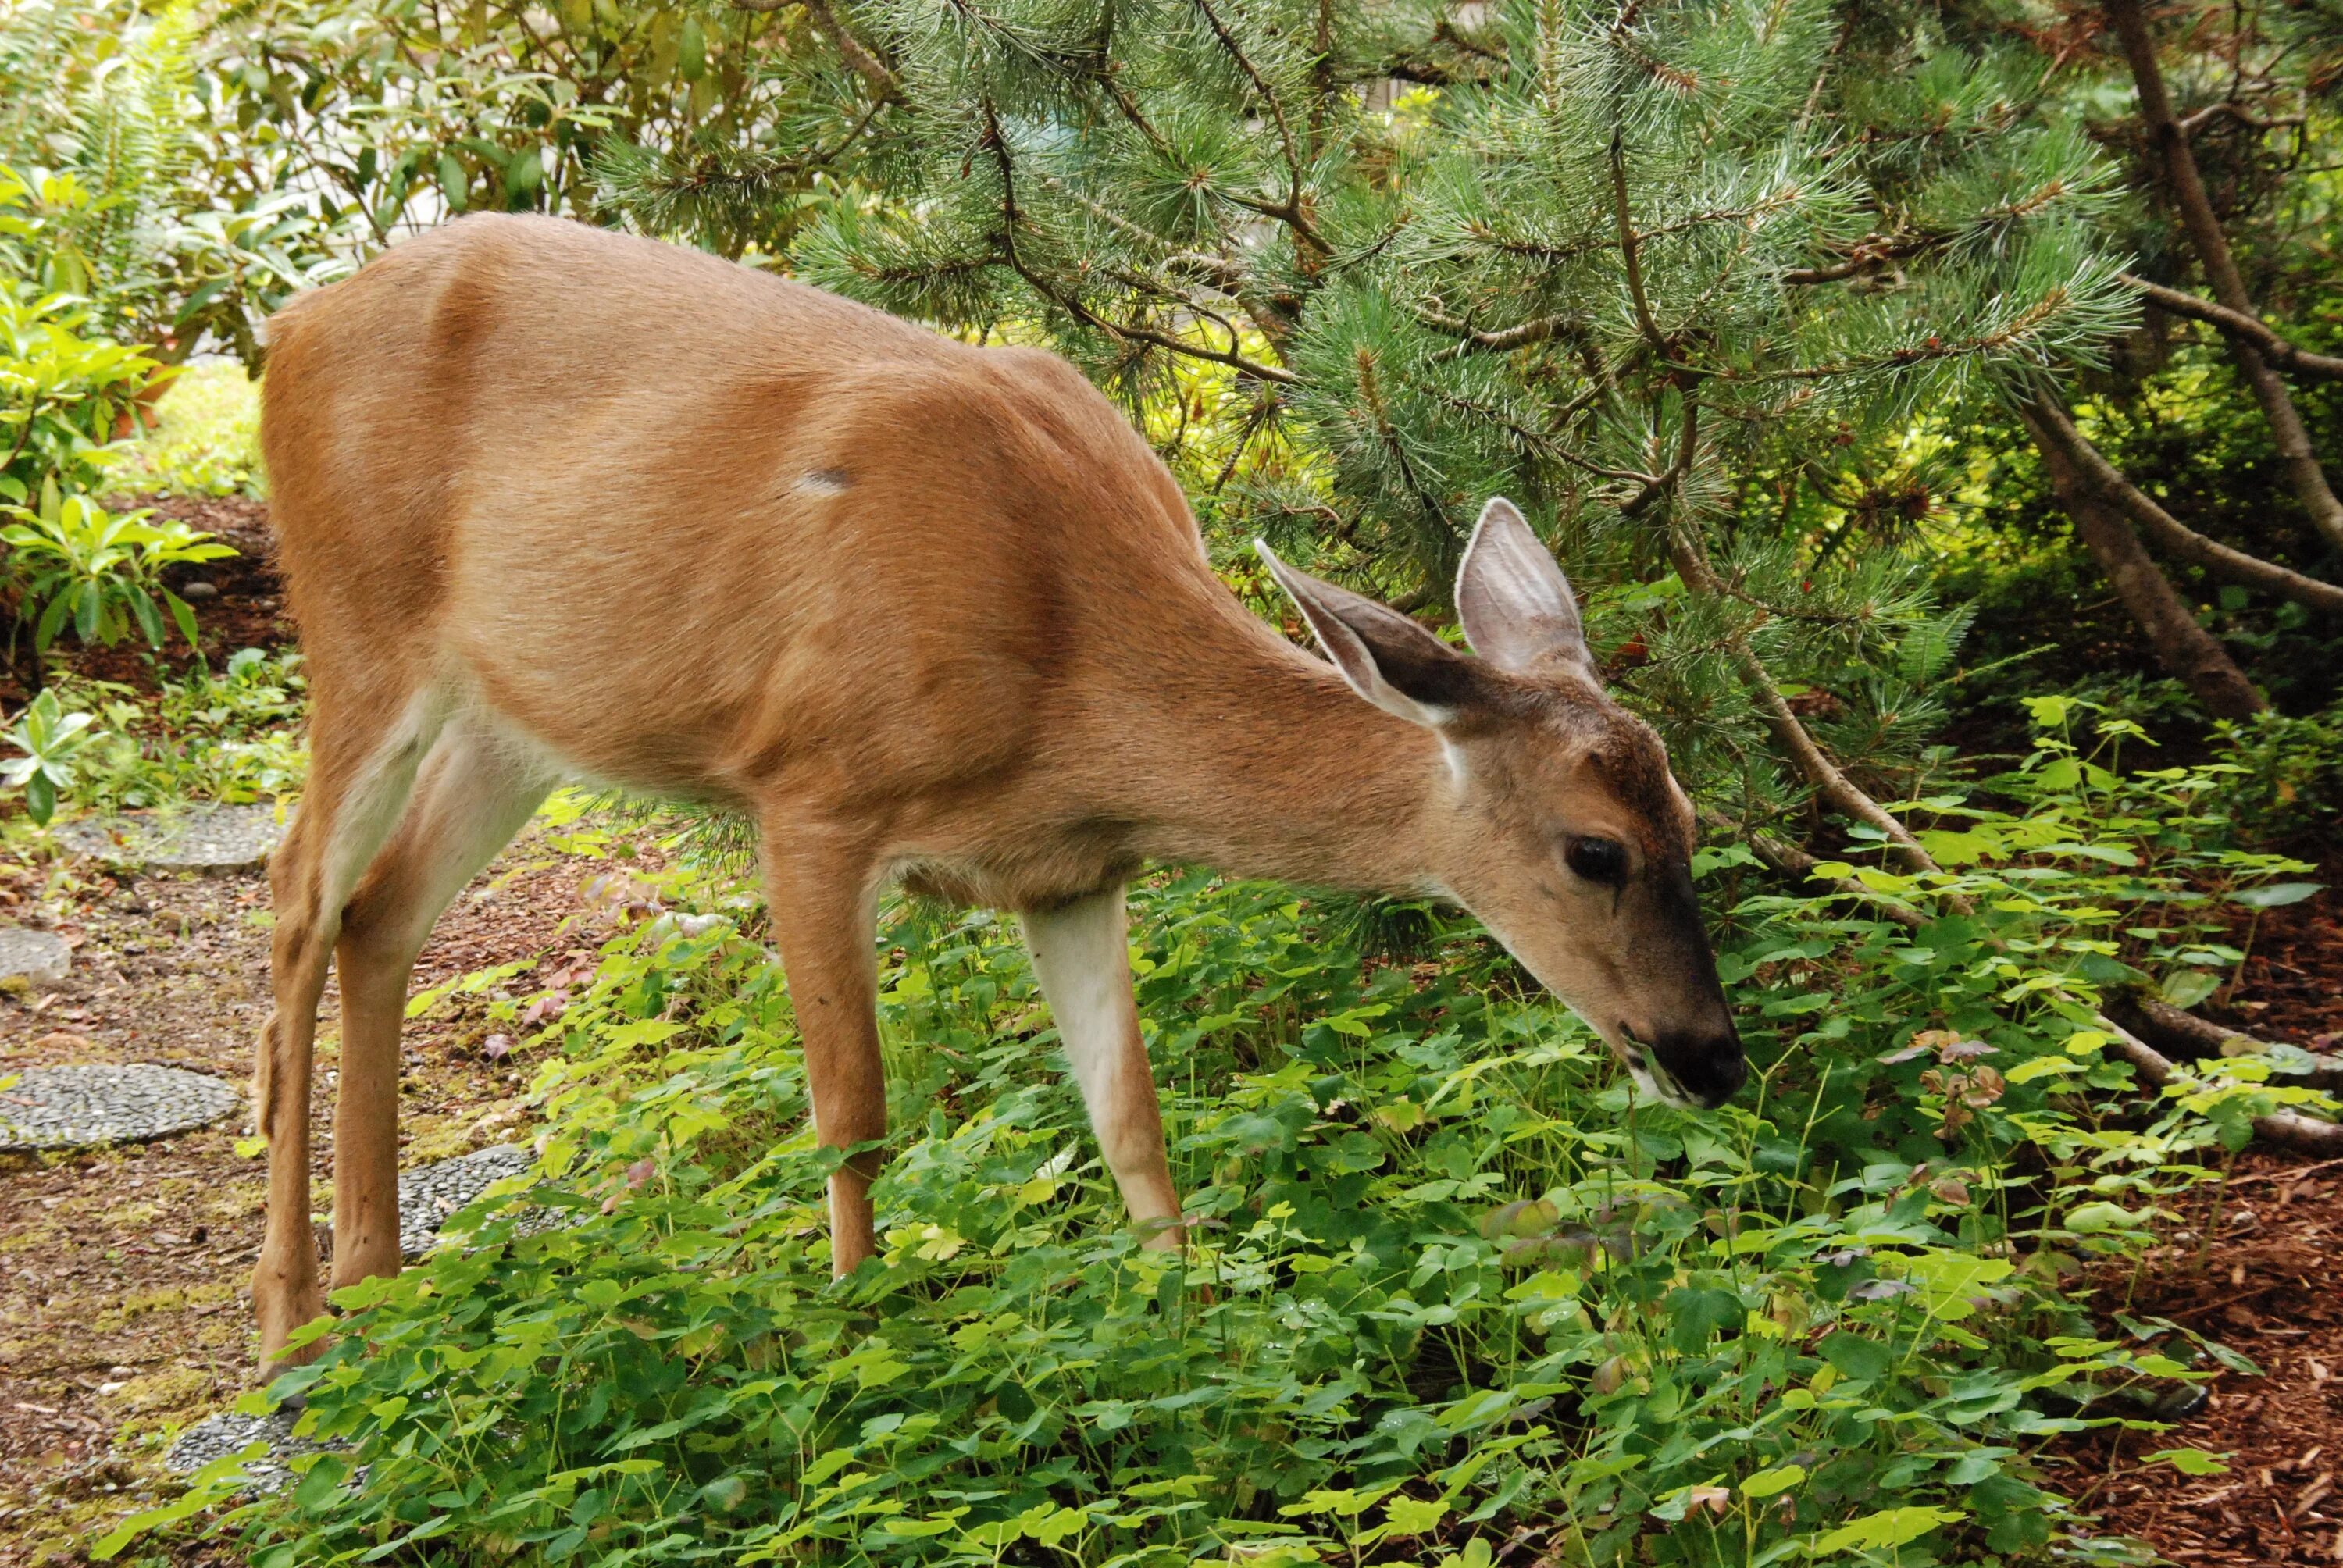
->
[763, 837, 886, 1276]
[1021, 886, 1182, 1248]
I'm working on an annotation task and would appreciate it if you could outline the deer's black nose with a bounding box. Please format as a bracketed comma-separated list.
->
[1652, 1025, 1747, 1108]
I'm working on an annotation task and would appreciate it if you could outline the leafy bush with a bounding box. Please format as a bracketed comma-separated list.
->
[32, 646, 305, 814]
[2206, 696, 2343, 850]
[114, 718, 2324, 1568]
[0, 252, 157, 501]
[1, 478, 233, 653]
[0, 685, 99, 825]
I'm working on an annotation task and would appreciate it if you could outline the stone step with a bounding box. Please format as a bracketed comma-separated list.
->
[0, 1063, 240, 1152]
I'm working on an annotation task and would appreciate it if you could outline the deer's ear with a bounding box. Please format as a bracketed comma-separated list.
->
[1456, 497, 1595, 678]
[1256, 541, 1482, 729]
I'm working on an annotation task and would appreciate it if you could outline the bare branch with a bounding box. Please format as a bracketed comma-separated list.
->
[730, 0, 904, 104]
[2174, 99, 2304, 135]
[2106, 0, 2343, 551]
[2025, 397, 2343, 617]
[2099, 1017, 2343, 1156]
[2120, 272, 2343, 380]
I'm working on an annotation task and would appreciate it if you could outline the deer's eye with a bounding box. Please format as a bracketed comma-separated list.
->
[1565, 836, 1629, 886]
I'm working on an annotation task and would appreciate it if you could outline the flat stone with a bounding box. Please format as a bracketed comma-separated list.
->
[54, 803, 285, 875]
[163, 1409, 333, 1490]
[0, 927, 70, 986]
[0, 1063, 240, 1152]
[399, 1144, 536, 1259]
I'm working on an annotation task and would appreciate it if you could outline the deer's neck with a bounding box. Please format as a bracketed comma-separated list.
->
[1113, 605, 1451, 893]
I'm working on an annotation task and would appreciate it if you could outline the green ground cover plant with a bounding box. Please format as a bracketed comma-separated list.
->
[28, 645, 306, 815]
[111, 715, 2326, 1567]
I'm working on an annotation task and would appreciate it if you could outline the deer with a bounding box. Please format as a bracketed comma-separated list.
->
[248, 213, 1745, 1367]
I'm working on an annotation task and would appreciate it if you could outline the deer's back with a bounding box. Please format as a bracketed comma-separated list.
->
[260, 215, 1219, 808]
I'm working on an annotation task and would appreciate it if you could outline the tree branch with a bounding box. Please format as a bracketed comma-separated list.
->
[2119, 272, 2343, 380]
[2025, 397, 2343, 617]
[2106, 0, 2343, 552]
[2017, 398, 2267, 718]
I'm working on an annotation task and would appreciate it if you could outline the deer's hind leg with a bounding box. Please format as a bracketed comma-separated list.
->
[328, 715, 553, 1291]
[254, 683, 447, 1367]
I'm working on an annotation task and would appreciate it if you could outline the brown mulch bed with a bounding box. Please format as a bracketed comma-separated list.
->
[2060, 874, 2342, 1564]
[2065, 1153, 2343, 1564]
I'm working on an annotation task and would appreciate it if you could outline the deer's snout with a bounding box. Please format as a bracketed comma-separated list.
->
[1639, 1017, 1747, 1109]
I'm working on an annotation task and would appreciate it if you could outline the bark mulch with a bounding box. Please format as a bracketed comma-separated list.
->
[2065, 1153, 2343, 1565]
[2058, 875, 2343, 1565]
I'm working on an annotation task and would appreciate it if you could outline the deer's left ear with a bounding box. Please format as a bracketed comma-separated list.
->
[1256, 541, 1487, 729]
[1456, 498, 1596, 679]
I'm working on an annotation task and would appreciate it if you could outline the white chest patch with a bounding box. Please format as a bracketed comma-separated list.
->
[792, 469, 851, 498]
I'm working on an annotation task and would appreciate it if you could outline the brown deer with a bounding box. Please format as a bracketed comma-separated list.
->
[249, 214, 1744, 1366]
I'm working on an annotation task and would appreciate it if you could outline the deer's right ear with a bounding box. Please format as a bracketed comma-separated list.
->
[1255, 541, 1482, 729]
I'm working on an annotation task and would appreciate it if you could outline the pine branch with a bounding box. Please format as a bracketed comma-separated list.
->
[978, 105, 1296, 385]
[1664, 476, 1939, 871]
[1186, 0, 1329, 256]
[1608, 130, 1670, 359]
[2119, 272, 2343, 380]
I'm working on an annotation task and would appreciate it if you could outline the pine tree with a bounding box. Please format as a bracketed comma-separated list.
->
[697, 0, 2142, 850]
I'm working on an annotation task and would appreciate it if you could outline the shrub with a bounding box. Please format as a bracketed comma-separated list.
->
[0, 254, 157, 501]
[36, 646, 305, 813]
[1, 478, 233, 654]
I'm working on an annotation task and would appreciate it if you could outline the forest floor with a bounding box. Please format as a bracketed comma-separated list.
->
[0, 494, 2338, 1566]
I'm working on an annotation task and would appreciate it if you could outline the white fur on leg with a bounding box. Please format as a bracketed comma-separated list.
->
[1020, 886, 1182, 1242]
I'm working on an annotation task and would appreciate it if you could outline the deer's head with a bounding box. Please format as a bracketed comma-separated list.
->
[1259, 499, 1746, 1109]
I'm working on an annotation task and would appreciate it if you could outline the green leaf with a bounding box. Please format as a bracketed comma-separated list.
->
[2160, 969, 2220, 1009]
[2146, 1448, 2230, 1476]
[439, 153, 471, 214]
[1742, 1463, 1806, 1498]
[1817, 1331, 1890, 1384]
[2229, 882, 2322, 910]
[1807, 1506, 1963, 1556]
[166, 590, 201, 648]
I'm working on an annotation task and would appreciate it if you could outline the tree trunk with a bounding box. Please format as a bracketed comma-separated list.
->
[2022, 404, 2266, 720]
[2105, 0, 2343, 553]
